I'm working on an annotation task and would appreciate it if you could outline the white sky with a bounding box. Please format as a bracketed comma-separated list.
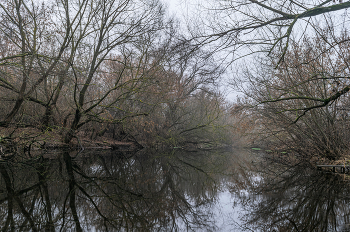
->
[161, 0, 196, 21]
[162, 0, 184, 13]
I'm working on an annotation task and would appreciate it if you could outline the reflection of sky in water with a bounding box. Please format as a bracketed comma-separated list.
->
[213, 190, 244, 231]
[176, 189, 247, 231]
[211, 180, 265, 232]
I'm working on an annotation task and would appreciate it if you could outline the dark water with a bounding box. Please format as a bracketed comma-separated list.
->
[0, 149, 350, 231]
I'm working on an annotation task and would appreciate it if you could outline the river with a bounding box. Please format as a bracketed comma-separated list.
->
[0, 148, 349, 231]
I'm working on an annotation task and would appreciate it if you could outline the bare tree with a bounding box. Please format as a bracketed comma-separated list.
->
[0, 0, 169, 143]
[0, 0, 73, 127]
[243, 34, 350, 159]
[192, 0, 350, 63]
[60, 0, 167, 143]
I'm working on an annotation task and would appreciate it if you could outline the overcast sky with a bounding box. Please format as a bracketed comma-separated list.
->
[161, 0, 197, 21]
[163, 0, 183, 14]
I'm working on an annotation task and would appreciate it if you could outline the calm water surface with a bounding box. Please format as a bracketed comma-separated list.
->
[0, 148, 349, 231]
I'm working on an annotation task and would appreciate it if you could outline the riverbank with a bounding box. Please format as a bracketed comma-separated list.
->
[0, 127, 140, 152]
[0, 127, 231, 155]
[249, 146, 350, 169]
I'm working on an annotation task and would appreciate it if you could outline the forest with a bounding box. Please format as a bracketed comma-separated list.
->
[0, 0, 350, 162]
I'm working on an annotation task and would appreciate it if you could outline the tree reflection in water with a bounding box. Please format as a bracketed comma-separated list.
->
[0, 149, 230, 231]
[231, 154, 350, 232]
[3, 149, 350, 231]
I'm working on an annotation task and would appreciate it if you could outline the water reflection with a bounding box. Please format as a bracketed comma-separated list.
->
[233, 155, 350, 232]
[2, 149, 350, 231]
[0, 149, 232, 231]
